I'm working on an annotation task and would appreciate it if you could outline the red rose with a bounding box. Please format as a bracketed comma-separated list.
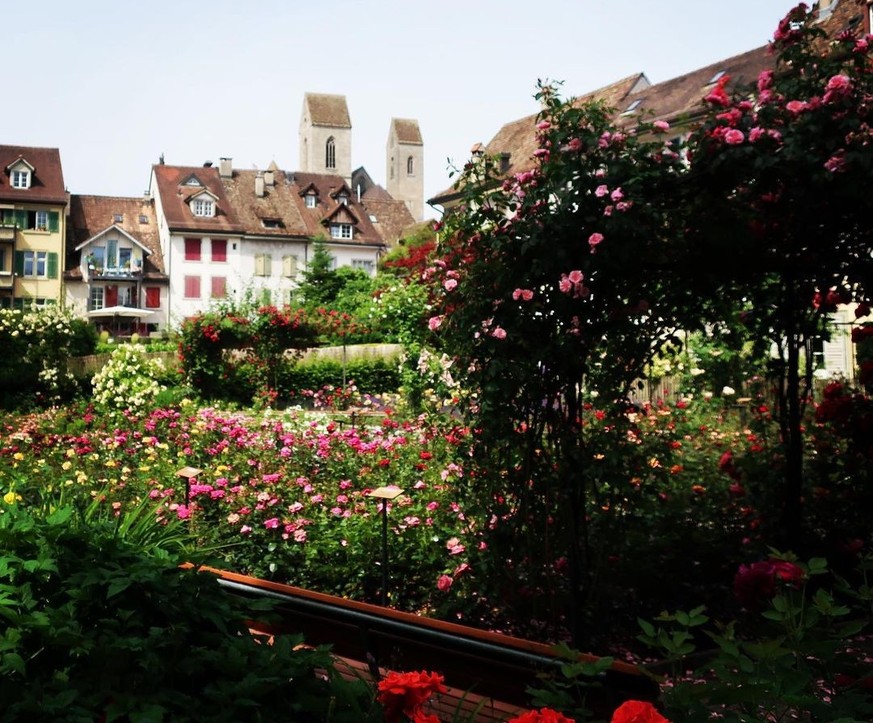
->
[509, 708, 576, 722]
[611, 700, 671, 723]
[377, 671, 446, 723]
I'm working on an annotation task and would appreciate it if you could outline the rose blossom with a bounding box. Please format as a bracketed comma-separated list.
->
[724, 128, 745, 145]
[437, 574, 453, 592]
[588, 232, 604, 251]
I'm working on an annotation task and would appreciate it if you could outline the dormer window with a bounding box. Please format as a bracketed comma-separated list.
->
[621, 99, 643, 116]
[193, 198, 214, 217]
[261, 218, 283, 229]
[337, 193, 349, 206]
[305, 194, 317, 208]
[11, 169, 30, 189]
[330, 223, 353, 240]
[706, 70, 727, 86]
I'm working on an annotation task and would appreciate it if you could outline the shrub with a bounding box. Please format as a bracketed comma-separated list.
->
[0, 501, 377, 721]
[91, 344, 167, 417]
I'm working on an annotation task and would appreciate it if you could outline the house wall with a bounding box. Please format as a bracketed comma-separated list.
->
[299, 118, 352, 184]
[6, 204, 66, 307]
[165, 233, 242, 325]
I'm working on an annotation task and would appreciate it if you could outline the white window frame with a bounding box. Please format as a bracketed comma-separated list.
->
[192, 199, 214, 217]
[35, 210, 48, 231]
[330, 223, 353, 239]
[11, 170, 30, 189]
[23, 251, 48, 278]
[352, 258, 375, 274]
[305, 194, 317, 208]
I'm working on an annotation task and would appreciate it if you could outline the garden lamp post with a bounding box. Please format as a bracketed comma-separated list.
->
[367, 485, 403, 606]
[176, 466, 203, 521]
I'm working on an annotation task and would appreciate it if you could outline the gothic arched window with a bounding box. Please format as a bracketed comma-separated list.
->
[325, 137, 336, 169]
[407, 156, 414, 175]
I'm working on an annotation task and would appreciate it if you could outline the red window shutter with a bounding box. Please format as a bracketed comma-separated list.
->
[211, 239, 227, 262]
[184, 238, 201, 261]
[105, 285, 118, 306]
[211, 276, 227, 298]
[184, 275, 201, 298]
[145, 287, 161, 308]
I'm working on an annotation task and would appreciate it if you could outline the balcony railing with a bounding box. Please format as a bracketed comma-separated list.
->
[0, 225, 15, 242]
[0, 272, 12, 289]
[89, 266, 142, 279]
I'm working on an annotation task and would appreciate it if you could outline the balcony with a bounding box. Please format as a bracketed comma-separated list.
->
[89, 266, 142, 280]
[0, 225, 15, 242]
[0, 272, 13, 289]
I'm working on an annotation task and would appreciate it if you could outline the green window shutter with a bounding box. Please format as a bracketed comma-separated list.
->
[48, 211, 59, 233]
[13, 298, 24, 310]
[14, 210, 26, 228]
[14, 251, 24, 276]
[47, 253, 58, 279]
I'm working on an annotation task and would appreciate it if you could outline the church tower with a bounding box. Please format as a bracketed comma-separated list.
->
[386, 118, 423, 222]
[299, 93, 352, 184]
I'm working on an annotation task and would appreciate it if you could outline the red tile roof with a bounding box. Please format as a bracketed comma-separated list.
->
[151, 164, 244, 235]
[67, 195, 165, 278]
[0, 145, 67, 205]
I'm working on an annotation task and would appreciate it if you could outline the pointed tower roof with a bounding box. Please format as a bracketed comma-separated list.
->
[390, 118, 423, 145]
[303, 93, 351, 128]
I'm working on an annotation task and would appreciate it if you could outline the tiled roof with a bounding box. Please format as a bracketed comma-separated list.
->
[151, 164, 244, 234]
[221, 169, 309, 237]
[0, 145, 66, 205]
[391, 118, 423, 145]
[429, 1, 870, 209]
[360, 193, 417, 246]
[290, 171, 385, 246]
[618, 46, 771, 128]
[429, 74, 647, 205]
[66, 195, 166, 278]
[304, 93, 352, 128]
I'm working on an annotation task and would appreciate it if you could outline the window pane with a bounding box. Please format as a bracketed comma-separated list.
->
[211, 276, 227, 298]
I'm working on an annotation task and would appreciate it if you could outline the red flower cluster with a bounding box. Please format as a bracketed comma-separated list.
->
[611, 700, 671, 723]
[509, 708, 576, 722]
[733, 558, 805, 610]
[377, 670, 446, 723]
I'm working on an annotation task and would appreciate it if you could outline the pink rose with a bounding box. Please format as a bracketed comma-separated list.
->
[826, 74, 851, 93]
[610, 187, 624, 202]
[724, 129, 745, 145]
[443, 278, 458, 291]
[595, 184, 609, 197]
[653, 120, 670, 132]
[568, 270, 583, 284]
[428, 315, 443, 331]
[785, 99, 808, 115]
[588, 232, 604, 251]
[567, 137, 582, 152]
[757, 69, 773, 92]
[491, 327, 507, 340]
[437, 574, 453, 592]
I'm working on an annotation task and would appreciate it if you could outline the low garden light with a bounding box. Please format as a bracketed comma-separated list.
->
[367, 485, 404, 606]
[176, 466, 203, 516]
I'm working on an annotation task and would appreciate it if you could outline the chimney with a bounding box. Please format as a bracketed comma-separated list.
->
[499, 152, 511, 174]
[203, 160, 213, 168]
[264, 169, 274, 186]
[219, 157, 232, 178]
[255, 172, 265, 198]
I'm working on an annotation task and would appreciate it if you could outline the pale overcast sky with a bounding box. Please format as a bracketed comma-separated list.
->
[7, 1, 792, 218]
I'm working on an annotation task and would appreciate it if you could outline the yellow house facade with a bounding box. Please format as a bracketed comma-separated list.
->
[0, 146, 67, 309]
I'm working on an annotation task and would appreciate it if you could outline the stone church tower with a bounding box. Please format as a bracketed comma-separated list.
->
[386, 118, 423, 222]
[299, 93, 352, 185]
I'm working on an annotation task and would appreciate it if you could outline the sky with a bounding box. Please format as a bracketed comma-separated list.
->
[6, 0, 793, 219]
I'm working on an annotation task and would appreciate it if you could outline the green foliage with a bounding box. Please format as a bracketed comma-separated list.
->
[0, 306, 97, 409]
[684, 5, 873, 546]
[429, 82, 697, 645]
[279, 357, 400, 404]
[637, 555, 873, 723]
[91, 344, 167, 418]
[295, 239, 346, 310]
[0, 501, 378, 721]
